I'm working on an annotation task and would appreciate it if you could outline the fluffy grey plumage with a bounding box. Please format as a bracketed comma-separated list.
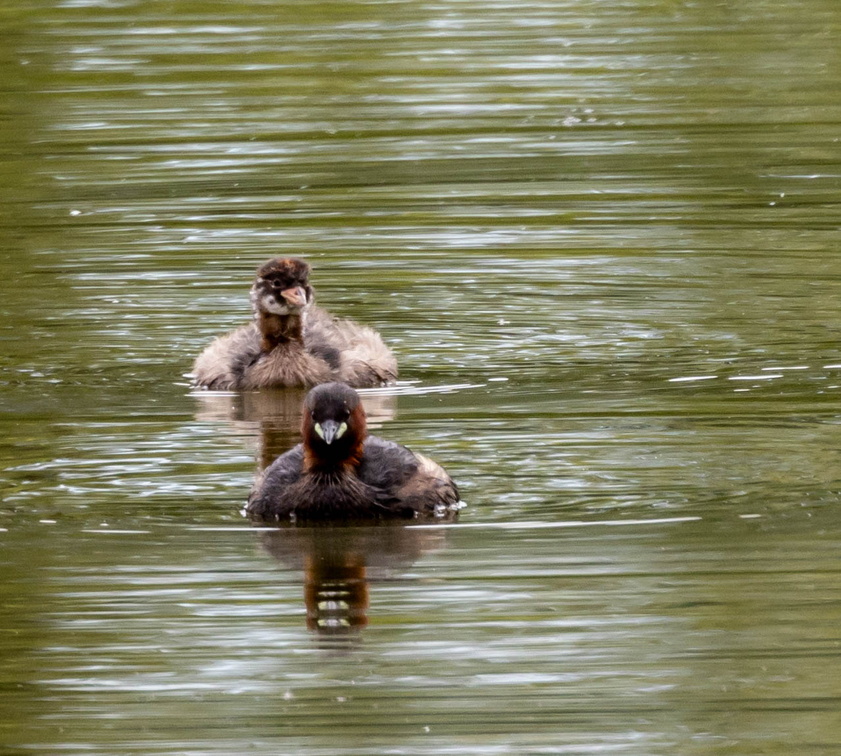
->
[191, 258, 397, 390]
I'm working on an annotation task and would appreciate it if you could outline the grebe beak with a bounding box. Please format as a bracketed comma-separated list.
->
[313, 419, 348, 445]
[280, 286, 308, 307]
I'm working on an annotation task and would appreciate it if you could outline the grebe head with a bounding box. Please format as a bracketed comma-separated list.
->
[301, 383, 367, 469]
[250, 257, 314, 317]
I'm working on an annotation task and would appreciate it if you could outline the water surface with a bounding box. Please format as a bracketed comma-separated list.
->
[2, 0, 841, 753]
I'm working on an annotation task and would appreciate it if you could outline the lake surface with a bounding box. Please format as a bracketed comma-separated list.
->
[2, 0, 841, 753]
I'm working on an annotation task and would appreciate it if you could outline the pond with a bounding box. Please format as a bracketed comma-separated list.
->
[2, 0, 841, 753]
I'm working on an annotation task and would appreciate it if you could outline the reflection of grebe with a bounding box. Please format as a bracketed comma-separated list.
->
[259, 525, 450, 637]
[303, 553, 369, 634]
[247, 383, 461, 521]
[192, 258, 397, 390]
[192, 389, 398, 471]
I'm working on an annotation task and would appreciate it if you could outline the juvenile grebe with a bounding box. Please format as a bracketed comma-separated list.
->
[247, 383, 461, 521]
[191, 258, 397, 390]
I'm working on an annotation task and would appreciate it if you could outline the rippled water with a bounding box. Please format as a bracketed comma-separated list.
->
[2, 0, 841, 753]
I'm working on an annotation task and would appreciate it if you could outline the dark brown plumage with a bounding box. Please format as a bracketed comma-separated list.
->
[247, 383, 461, 522]
[192, 258, 397, 390]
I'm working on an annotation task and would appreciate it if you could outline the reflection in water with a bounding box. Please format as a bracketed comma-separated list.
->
[193, 388, 397, 469]
[259, 524, 448, 639]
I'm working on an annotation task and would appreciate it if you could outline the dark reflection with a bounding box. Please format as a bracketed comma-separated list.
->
[194, 388, 397, 469]
[258, 523, 450, 640]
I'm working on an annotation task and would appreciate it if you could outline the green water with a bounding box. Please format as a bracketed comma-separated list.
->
[2, 0, 841, 753]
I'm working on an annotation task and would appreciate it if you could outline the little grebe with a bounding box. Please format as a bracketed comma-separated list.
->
[192, 258, 397, 390]
[247, 383, 461, 521]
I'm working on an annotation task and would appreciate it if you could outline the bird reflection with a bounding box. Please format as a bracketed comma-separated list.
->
[193, 388, 397, 469]
[258, 523, 450, 639]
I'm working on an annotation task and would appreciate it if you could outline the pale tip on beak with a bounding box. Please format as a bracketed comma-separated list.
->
[280, 286, 308, 307]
